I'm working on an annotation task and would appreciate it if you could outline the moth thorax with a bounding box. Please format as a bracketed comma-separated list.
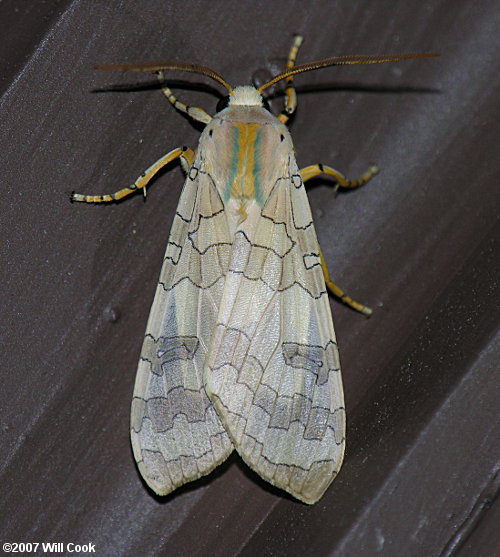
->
[229, 86, 263, 107]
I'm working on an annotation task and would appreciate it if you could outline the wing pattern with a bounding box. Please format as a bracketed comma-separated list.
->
[205, 156, 345, 504]
[132, 121, 345, 503]
[131, 162, 234, 496]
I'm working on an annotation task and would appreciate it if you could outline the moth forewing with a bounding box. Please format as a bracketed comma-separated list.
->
[201, 91, 345, 504]
[130, 137, 235, 496]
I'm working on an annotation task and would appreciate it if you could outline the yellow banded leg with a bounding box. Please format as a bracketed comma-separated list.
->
[71, 146, 195, 203]
[278, 34, 304, 125]
[300, 163, 379, 190]
[156, 70, 212, 124]
[320, 249, 372, 317]
[300, 163, 375, 316]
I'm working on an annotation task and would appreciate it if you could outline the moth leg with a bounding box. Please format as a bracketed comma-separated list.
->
[71, 146, 195, 203]
[319, 248, 372, 317]
[278, 34, 304, 124]
[179, 145, 195, 172]
[156, 70, 212, 124]
[300, 163, 379, 191]
[300, 163, 375, 316]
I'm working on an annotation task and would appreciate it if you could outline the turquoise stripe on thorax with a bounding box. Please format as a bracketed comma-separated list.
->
[224, 125, 240, 203]
[252, 128, 264, 206]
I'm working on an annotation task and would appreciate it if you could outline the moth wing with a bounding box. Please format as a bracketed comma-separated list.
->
[131, 166, 234, 496]
[206, 166, 345, 504]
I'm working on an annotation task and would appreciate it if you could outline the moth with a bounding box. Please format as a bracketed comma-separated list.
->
[72, 37, 437, 503]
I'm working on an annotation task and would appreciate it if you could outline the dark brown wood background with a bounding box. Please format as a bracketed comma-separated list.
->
[1, 1, 498, 556]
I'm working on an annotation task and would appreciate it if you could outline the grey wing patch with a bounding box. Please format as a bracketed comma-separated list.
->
[131, 167, 234, 496]
[153, 335, 199, 366]
[205, 160, 345, 504]
[282, 341, 339, 386]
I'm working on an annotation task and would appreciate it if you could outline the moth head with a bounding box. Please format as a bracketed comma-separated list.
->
[228, 86, 263, 107]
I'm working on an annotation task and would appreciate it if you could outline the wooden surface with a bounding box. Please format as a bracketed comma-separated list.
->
[1, 1, 498, 556]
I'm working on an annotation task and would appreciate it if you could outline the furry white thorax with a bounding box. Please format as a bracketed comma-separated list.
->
[229, 86, 263, 107]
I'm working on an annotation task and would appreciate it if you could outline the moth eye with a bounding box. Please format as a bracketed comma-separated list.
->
[209, 129, 214, 137]
[280, 134, 285, 142]
[216, 96, 230, 113]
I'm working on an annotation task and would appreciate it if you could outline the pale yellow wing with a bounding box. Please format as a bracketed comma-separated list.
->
[131, 163, 234, 496]
[205, 155, 345, 504]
